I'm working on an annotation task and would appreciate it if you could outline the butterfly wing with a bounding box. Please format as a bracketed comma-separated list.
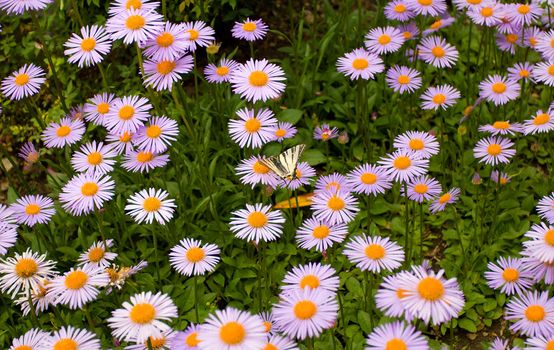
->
[258, 156, 290, 179]
[258, 144, 306, 180]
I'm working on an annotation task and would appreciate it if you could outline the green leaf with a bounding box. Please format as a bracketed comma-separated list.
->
[278, 109, 303, 124]
[458, 318, 477, 333]
[357, 310, 372, 333]
[302, 149, 326, 166]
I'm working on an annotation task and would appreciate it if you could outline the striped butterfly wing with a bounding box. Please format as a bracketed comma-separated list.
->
[259, 144, 306, 179]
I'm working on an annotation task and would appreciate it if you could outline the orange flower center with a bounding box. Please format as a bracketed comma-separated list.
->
[88, 247, 105, 262]
[216, 66, 229, 76]
[186, 247, 205, 262]
[264, 344, 278, 350]
[432, 93, 446, 104]
[14, 346, 33, 350]
[263, 321, 272, 332]
[56, 125, 71, 137]
[252, 161, 270, 174]
[396, 288, 408, 299]
[247, 211, 268, 228]
[275, 128, 287, 137]
[506, 34, 518, 44]
[438, 193, 451, 204]
[417, 277, 445, 301]
[125, 15, 145, 30]
[546, 340, 554, 350]
[300, 274, 320, 289]
[519, 69, 530, 77]
[249, 70, 269, 86]
[187, 29, 199, 40]
[534, 113, 550, 125]
[137, 151, 154, 163]
[97, 102, 110, 114]
[393, 156, 411, 170]
[545, 229, 554, 246]
[361, 172, 377, 184]
[87, 152, 103, 165]
[418, 0, 432, 5]
[185, 332, 200, 346]
[502, 268, 519, 282]
[145, 336, 166, 349]
[365, 244, 385, 259]
[431, 46, 445, 58]
[492, 121, 510, 129]
[156, 32, 174, 47]
[517, 4, 530, 14]
[409, 138, 424, 150]
[312, 225, 330, 239]
[244, 118, 261, 133]
[80, 37, 96, 52]
[525, 305, 546, 322]
[15, 258, 38, 277]
[146, 125, 162, 138]
[81, 182, 99, 196]
[53, 338, 78, 350]
[397, 75, 410, 84]
[385, 338, 408, 350]
[352, 58, 369, 70]
[219, 322, 245, 345]
[25, 203, 41, 215]
[430, 20, 442, 30]
[14, 73, 30, 86]
[64, 270, 88, 290]
[491, 82, 507, 93]
[120, 132, 132, 142]
[130, 303, 156, 324]
[242, 22, 257, 32]
[481, 7, 493, 17]
[327, 195, 345, 211]
[143, 197, 161, 212]
[118, 105, 135, 120]
[394, 4, 406, 12]
[126, 0, 142, 9]
[378, 34, 391, 45]
[294, 300, 317, 320]
[487, 144, 502, 156]
[157, 60, 176, 75]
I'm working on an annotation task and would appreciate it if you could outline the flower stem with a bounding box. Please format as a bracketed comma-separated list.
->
[194, 275, 200, 323]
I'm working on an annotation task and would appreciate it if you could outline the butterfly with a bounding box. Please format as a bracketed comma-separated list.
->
[259, 144, 306, 180]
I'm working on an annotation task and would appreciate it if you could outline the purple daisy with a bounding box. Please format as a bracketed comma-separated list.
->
[142, 22, 189, 61]
[346, 164, 392, 196]
[365, 321, 429, 350]
[59, 173, 115, 216]
[70, 141, 117, 176]
[314, 124, 339, 141]
[42, 117, 85, 149]
[278, 162, 316, 190]
[505, 290, 554, 337]
[479, 75, 520, 105]
[142, 55, 194, 91]
[311, 190, 359, 225]
[204, 58, 239, 84]
[122, 150, 169, 173]
[235, 155, 281, 188]
[386, 65, 422, 94]
[523, 110, 554, 135]
[296, 217, 348, 252]
[403, 175, 442, 203]
[473, 136, 516, 166]
[478, 120, 524, 135]
[1, 64, 46, 101]
[106, 8, 163, 45]
[420, 84, 461, 110]
[132, 115, 179, 153]
[384, 0, 415, 21]
[537, 193, 554, 224]
[417, 36, 458, 68]
[10, 195, 55, 227]
[314, 173, 352, 194]
[343, 234, 405, 273]
[104, 95, 152, 134]
[269, 122, 297, 142]
[337, 48, 384, 80]
[393, 131, 439, 159]
[228, 107, 277, 148]
[485, 256, 534, 295]
[429, 188, 461, 213]
[231, 18, 269, 41]
[378, 150, 429, 183]
[230, 59, 286, 102]
[364, 26, 406, 55]
[229, 203, 285, 243]
[64, 25, 112, 68]
[84, 92, 116, 126]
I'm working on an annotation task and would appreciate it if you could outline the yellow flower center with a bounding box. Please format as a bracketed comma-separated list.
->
[25, 203, 41, 215]
[502, 268, 519, 282]
[88, 247, 105, 262]
[244, 118, 261, 133]
[14, 346, 33, 350]
[506, 34, 519, 44]
[409, 138, 424, 150]
[312, 225, 330, 239]
[253, 161, 270, 174]
[396, 288, 408, 299]
[264, 344, 278, 350]
[249, 70, 269, 86]
[491, 82, 507, 94]
[156, 32, 174, 47]
[430, 20, 442, 30]
[487, 144, 502, 156]
[125, 15, 145, 30]
[300, 274, 320, 289]
[467, 0, 482, 3]
[145, 336, 165, 349]
[15, 258, 38, 277]
[64, 270, 88, 290]
[118, 105, 135, 120]
[517, 4, 530, 14]
[27, 152, 39, 163]
[187, 29, 199, 40]
[499, 177, 508, 185]
[186, 332, 200, 346]
[385, 338, 408, 350]
[14, 73, 30, 86]
[294, 300, 317, 320]
[53, 338, 78, 350]
[361, 172, 377, 184]
[126, 0, 142, 9]
[546, 340, 554, 350]
[403, 31, 412, 39]
[130, 303, 156, 324]
[219, 322, 245, 345]
[216, 66, 229, 76]
[438, 193, 451, 204]
[242, 22, 257, 32]
[56, 125, 71, 137]
[545, 229, 554, 246]
[414, 184, 429, 194]
[394, 4, 406, 12]
[432, 93, 446, 104]
[393, 156, 411, 169]
[275, 128, 287, 137]
[534, 113, 550, 125]
[81, 182, 99, 196]
[137, 151, 154, 163]
[120, 132, 132, 142]
[157, 60, 176, 75]
[481, 7, 493, 17]
[431, 46, 445, 57]
[365, 244, 385, 259]
[352, 58, 369, 70]
[418, 0, 432, 5]
[492, 121, 510, 129]
[186, 247, 205, 262]
[97, 102, 110, 114]
[247, 211, 268, 228]
[397, 75, 410, 85]
[327, 195, 345, 211]
[525, 305, 546, 322]
[87, 152, 103, 165]
[417, 276, 445, 301]
[146, 125, 162, 138]
[530, 37, 537, 47]
[143, 197, 161, 212]
[378, 34, 391, 45]
[519, 69, 530, 77]
[80, 37, 96, 52]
